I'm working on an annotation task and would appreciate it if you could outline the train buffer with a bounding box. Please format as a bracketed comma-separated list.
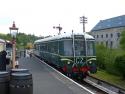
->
[18, 56, 95, 94]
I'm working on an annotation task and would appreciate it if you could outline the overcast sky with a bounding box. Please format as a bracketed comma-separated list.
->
[0, 0, 125, 36]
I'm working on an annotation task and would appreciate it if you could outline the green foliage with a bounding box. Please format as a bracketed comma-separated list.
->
[0, 33, 11, 40]
[17, 33, 38, 49]
[120, 30, 125, 50]
[105, 49, 123, 75]
[96, 44, 124, 75]
[115, 55, 125, 79]
[0, 33, 38, 49]
[96, 44, 108, 69]
[91, 70, 125, 89]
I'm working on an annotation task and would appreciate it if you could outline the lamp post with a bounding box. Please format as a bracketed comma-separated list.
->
[9, 21, 18, 69]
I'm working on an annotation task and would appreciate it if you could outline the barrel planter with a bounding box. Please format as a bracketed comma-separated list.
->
[0, 71, 10, 94]
[10, 73, 33, 94]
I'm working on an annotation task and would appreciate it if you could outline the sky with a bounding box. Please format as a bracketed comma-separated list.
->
[0, 0, 125, 36]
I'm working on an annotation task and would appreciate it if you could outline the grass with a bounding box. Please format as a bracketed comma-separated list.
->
[91, 70, 125, 89]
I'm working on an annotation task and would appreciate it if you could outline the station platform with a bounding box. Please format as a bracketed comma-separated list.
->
[18, 56, 94, 94]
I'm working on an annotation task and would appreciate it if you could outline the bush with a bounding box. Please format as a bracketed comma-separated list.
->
[96, 44, 124, 75]
[115, 55, 125, 79]
[96, 44, 107, 69]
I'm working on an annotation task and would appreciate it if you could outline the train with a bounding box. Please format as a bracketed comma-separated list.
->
[33, 32, 97, 79]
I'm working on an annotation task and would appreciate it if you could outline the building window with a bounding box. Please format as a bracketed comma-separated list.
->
[101, 35, 103, 38]
[106, 34, 108, 38]
[117, 33, 120, 38]
[110, 33, 113, 38]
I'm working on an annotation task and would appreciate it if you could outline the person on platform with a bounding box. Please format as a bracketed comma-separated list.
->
[15, 56, 19, 68]
[0, 50, 7, 71]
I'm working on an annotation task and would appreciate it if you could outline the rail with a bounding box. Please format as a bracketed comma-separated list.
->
[85, 75, 125, 94]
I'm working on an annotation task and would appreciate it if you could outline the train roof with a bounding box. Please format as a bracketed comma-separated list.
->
[0, 38, 5, 43]
[34, 32, 94, 43]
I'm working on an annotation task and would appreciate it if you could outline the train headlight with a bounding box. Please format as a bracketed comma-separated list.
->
[89, 61, 92, 64]
[67, 62, 70, 64]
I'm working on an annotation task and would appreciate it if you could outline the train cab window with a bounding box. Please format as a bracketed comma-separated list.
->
[74, 40, 85, 56]
[87, 41, 95, 56]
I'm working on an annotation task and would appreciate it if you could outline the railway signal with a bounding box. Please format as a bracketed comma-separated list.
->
[53, 24, 62, 35]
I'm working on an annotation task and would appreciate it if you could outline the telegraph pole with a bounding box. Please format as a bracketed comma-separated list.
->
[80, 16, 87, 64]
[80, 16, 87, 32]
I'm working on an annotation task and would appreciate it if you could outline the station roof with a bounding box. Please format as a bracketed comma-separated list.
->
[91, 15, 125, 31]
[0, 38, 5, 43]
[35, 32, 94, 43]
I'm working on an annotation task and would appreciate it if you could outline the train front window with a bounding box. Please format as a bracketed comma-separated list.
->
[74, 40, 85, 56]
[63, 39, 95, 56]
[86, 40, 95, 56]
[74, 40, 95, 56]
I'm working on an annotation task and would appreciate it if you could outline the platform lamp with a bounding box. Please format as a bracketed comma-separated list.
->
[9, 21, 19, 69]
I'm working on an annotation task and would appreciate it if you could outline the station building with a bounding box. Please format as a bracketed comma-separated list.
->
[90, 15, 125, 49]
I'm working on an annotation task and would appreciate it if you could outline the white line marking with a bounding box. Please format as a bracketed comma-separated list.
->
[35, 56, 95, 94]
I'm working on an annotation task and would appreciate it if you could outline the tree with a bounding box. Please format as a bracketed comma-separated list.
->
[0, 33, 38, 49]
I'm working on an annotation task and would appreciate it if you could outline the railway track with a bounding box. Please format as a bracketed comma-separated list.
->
[84, 75, 125, 94]
[72, 78, 107, 94]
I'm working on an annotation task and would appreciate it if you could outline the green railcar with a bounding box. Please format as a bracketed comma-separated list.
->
[34, 32, 97, 78]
